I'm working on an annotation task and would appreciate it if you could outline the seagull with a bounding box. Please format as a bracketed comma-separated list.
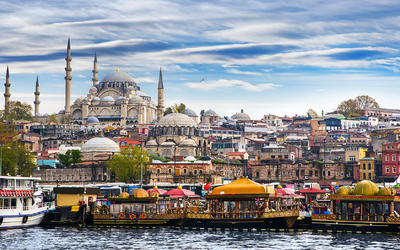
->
[200, 76, 207, 82]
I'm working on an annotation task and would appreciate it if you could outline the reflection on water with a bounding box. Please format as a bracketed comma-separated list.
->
[0, 227, 400, 250]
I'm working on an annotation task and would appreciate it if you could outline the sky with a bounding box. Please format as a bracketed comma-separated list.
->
[1, 0, 400, 120]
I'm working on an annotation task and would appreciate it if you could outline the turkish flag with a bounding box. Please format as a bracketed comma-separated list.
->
[204, 182, 211, 190]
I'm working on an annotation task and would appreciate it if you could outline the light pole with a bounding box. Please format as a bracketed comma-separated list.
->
[140, 140, 143, 188]
[0, 144, 3, 176]
[323, 138, 326, 189]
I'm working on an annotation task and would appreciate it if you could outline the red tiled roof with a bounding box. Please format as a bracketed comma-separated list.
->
[226, 152, 246, 156]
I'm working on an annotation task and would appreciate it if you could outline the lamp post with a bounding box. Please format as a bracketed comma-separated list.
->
[173, 145, 177, 183]
[0, 144, 3, 176]
[323, 138, 326, 189]
[140, 139, 144, 189]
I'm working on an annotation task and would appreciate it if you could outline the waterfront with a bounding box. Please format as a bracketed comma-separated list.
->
[1, 227, 400, 250]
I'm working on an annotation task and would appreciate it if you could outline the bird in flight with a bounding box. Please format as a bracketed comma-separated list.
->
[200, 76, 207, 82]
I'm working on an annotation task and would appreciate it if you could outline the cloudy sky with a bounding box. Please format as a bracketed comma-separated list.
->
[1, 0, 400, 119]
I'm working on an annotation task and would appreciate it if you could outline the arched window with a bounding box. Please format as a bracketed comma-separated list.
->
[179, 149, 188, 156]
[161, 149, 172, 157]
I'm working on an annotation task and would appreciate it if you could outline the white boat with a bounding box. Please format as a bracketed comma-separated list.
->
[0, 175, 55, 230]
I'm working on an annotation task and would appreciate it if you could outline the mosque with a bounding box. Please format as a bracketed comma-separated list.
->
[2, 38, 163, 126]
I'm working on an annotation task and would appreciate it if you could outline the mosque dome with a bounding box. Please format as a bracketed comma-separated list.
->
[100, 70, 135, 83]
[116, 96, 125, 104]
[185, 109, 197, 117]
[74, 96, 84, 105]
[86, 116, 100, 124]
[127, 86, 135, 91]
[43, 113, 49, 117]
[160, 141, 177, 146]
[231, 109, 251, 120]
[81, 137, 120, 153]
[59, 110, 65, 114]
[130, 188, 149, 198]
[179, 138, 197, 146]
[136, 90, 149, 97]
[204, 109, 217, 115]
[89, 86, 97, 94]
[101, 96, 115, 104]
[157, 113, 197, 127]
[146, 139, 158, 146]
[35, 113, 42, 117]
[91, 97, 100, 105]
[353, 180, 379, 196]
[129, 96, 143, 103]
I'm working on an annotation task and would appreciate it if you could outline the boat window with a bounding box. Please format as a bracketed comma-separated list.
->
[363, 203, 370, 221]
[335, 201, 341, 214]
[3, 198, 10, 208]
[341, 203, 347, 220]
[11, 198, 16, 208]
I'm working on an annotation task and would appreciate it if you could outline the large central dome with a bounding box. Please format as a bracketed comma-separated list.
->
[81, 137, 120, 153]
[156, 113, 197, 127]
[100, 70, 135, 83]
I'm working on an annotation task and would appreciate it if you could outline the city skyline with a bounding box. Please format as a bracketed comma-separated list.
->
[1, 0, 400, 119]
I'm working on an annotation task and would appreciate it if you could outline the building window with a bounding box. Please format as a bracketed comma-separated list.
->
[84, 175, 87, 180]
[363, 173, 366, 179]
[368, 173, 372, 179]
[393, 155, 396, 161]
[194, 170, 197, 175]
[199, 170, 203, 175]
[315, 171, 318, 177]
[386, 167, 389, 173]
[59, 175, 61, 181]
[341, 171, 344, 176]
[157, 169, 160, 174]
[328, 171, 331, 177]
[386, 155, 389, 161]
[183, 169, 187, 174]
[66, 175, 69, 181]
[393, 167, 396, 173]
[71, 175, 74, 181]
[79, 175, 82, 180]
[349, 156, 356, 161]
[362, 163, 366, 170]
[256, 172, 260, 178]
[368, 163, 371, 170]
[168, 169, 172, 174]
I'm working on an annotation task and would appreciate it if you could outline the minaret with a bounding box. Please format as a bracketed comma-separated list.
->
[156, 67, 164, 122]
[34, 75, 40, 116]
[92, 52, 98, 87]
[4, 66, 11, 114]
[64, 37, 72, 115]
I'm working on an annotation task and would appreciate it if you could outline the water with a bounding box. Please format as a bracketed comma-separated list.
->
[1, 227, 400, 250]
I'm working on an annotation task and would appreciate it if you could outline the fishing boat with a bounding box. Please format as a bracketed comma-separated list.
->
[312, 180, 400, 233]
[185, 177, 300, 230]
[0, 175, 56, 230]
[92, 187, 186, 227]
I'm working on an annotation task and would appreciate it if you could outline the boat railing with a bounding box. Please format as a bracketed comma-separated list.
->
[110, 211, 157, 220]
[0, 186, 33, 190]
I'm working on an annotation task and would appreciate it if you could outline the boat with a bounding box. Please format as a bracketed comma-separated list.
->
[185, 177, 300, 230]
[0, 175, 56, 230]
[92, 187, 186, 227]
[312, 180, 400, 233]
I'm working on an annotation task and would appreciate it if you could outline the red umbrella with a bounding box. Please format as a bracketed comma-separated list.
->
[165, 186, 201, 199]
[299, 188, 329, 194]
[147, 186, 167, 195]
[275, 188, 295, 195]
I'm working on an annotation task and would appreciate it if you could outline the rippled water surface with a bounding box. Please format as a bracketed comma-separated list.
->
[1, 227, 400, 250]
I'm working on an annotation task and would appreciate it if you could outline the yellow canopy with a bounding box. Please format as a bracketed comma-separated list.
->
[212, 177, 266, 195]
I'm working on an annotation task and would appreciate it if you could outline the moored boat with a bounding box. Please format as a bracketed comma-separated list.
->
[0, 175, 55, 230]
[312, 180, 400, 233]
[92, 187, 186, 227]
[185, 177, 300, 230]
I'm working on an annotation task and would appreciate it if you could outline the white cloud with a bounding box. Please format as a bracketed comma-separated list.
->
[185, 79, 282, 91]
[227, 69, 262, 76]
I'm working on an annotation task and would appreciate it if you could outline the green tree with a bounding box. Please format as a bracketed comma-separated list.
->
[336, 99, 362, 117]
[164, 103, 186, 116]
[57, 150, 82, 166]
[306, 109, 318, 118]
[0, 101, 33, 122]
[0, 143, 35, 176]
[47, 114, 59, 124]
[355, 95, 379, 110]
[107, 147, 149, 183]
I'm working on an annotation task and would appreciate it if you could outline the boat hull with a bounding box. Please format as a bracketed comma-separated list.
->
[312, 214, 400, 233]
[185, 211, 299, 229]
[93, 213, 185, 227]
[0, 210, 47, 230]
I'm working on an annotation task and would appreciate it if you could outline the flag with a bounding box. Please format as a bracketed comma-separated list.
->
[328, 183, 335, 192]
[204, 182, 211, 190]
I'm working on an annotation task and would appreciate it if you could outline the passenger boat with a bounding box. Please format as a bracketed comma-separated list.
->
[312, 180, 400, 233]
[92, 187, 186, 227]
[185, 177, 300, 230]
[0, 175, 56, 230]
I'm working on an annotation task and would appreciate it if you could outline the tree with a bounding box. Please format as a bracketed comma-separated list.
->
[355, 95, 379, 110]
[164, 103, 186, 116]
[57, 150, 82, 166]
[0, 143, 35, 176]
[107, 147, 149, 183]
[0, 101, 33, 122]
[306, 109, 318, 118]
[336, 99, 363, 117]
[47, 114, 59, 124]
